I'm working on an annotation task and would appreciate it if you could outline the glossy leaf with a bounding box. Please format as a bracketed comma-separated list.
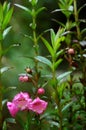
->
[14, 4, 31, 15]
[35, 56, 52, 68]
[57, 71, 72, 81]
[0, 66, 13, 74]
[62, 101, 73, 112]
[3, 26, 12, 39]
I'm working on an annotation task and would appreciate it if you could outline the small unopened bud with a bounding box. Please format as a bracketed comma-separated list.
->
[19, 75, 30, 82]
[37, 88, 45, 95]
[25, 67, 32, 74]
[68, 48, 75, 55]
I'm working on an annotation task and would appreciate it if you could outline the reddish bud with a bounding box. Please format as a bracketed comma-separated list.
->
[19, 75, 30, 82]
[37, 88, 45, 95]
[68, 48, 75, 55]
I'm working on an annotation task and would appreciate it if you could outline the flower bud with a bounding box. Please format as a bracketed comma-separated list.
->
[19, 75, 30, 82]
[37, 88, 45, 95]
[68, 48, 75, 55]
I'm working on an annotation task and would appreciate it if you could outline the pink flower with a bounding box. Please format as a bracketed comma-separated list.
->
[30, 97, 48, 114]
[12, 92, 32, 110]
[7, 92, 32, 117]
[7, 102, 19, 117]
[37, 88, 45, 95]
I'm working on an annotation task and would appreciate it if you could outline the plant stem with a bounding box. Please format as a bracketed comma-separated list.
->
[32, 7, 39, 74]
[0, 41, 3, 129]
[74, 0, 81, 40]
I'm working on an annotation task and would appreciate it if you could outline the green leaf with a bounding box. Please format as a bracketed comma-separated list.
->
[54, 59, 62, 69]
[62, 101, 73, 112]
[2, 121, 7, 130]
[14, 4, 31, 15]
[41, 36, 54, 57]
[56, 50, 63, 59]
[50, 29, 55, 47]
[57, 71, 72, 81]
[0, 66, 13, 74]
[78, 3, 86, 14]
[3, 26, 12, 39]
[0, 3, 3, 25]
[35, 56, 52, 68]
[36, 7, 46, 16]
[48, 120, 60, 128]
[2, 7, 13, 29]
[6, 118, 16, 124]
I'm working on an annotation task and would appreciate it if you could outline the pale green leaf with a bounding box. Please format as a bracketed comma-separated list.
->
[3, 26, 12, 39]
[57, 71, 72, 81]
[14, 4, 31, 15]
[35, 56, 52, 68]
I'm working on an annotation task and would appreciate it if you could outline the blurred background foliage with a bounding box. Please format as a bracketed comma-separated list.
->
[1, 0, 86, 89]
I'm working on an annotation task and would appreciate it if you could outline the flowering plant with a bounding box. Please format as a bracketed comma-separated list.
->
[0, 0, 86, 130]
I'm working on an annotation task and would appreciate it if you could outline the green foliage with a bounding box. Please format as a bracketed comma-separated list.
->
[0, 0, 86, 130]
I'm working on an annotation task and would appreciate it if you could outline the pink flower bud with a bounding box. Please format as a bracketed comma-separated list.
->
[37, 88, 45, 95]
[19, 75, 30, 82]
[68, 48, 75, 55]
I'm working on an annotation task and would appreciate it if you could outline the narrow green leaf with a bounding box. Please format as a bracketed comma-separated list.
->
[56, 50, 63, 58]
[54, 59, 62, 69]
[62, 101, 73, 112]
[78, 4, 86, 14]
[35, 56, 52, 68]
[49, 120, 60, 128]
[41, 36, 54, 57]
[3, 26, 12, 39]
[14, 4, 31, 15]
[0, 66, 13, 74]
[50, 29, 55, 47]
[0, 3, 3, 24]
[2, 121, 7, 130]
[6, 118, 16, 124]
[2, 7, 13, 29]
[57, 71, 72, 81]
[36, 7, 46, 16]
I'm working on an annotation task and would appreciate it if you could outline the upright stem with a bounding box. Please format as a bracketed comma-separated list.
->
[74, 0, 81, 40]
[32, 7, 39, 74]
[52, 56, 62, 130]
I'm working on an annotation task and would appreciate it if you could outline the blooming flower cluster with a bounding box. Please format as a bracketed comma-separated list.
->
[7, 92, 48, 117]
